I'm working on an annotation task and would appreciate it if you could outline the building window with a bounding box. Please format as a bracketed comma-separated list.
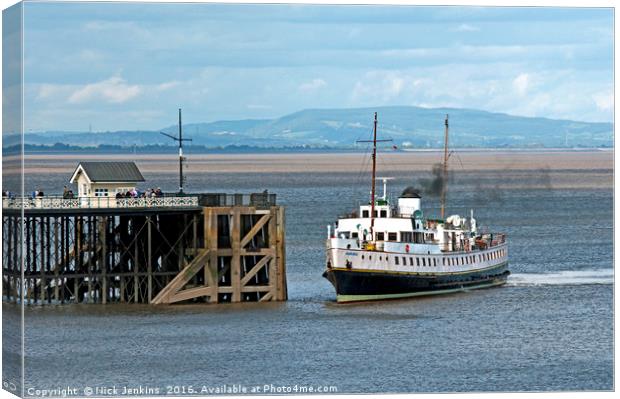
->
[94, 188, 109, 197]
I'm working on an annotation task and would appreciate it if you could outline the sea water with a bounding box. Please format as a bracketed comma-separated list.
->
[3, 163, 613, 394]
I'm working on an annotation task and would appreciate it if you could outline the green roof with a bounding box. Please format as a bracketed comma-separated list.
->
[73, 161, 145, 183]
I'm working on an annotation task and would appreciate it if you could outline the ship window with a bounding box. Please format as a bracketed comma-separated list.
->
[362, 210, 369, 218]
[442, 258, 445, 266]
[416, 258, 420, 266]
[433, 258, 437, 267]
[395, 257, 399, 265]
[409, 257, 413, 266]
[388, 232, 397, 241]
[380, 210, 387, 218]
[401, 232, 413, 242]
[373, 211, 378, 217]
[351, 232, 358, 239]
[379, 256, 382, 261]
[361, 255, 364, 259]
[402, 257, 406, 265]
[377, 232, 385, 241]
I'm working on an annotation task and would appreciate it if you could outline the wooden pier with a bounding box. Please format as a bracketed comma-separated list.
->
[2, 193, 286, 305]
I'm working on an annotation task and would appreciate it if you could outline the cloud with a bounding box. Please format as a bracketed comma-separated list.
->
[592, 91, 613, 111]
[68, 76, 142, 104]
[512, 73, 530, 96]
[455, 23, 480, 32]
[155, 81, 180, 91]
[247, 104, 273, 110]
[299, 78, 327, 92]
[350, 71, 425, 103]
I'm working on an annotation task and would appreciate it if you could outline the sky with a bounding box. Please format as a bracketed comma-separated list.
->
[14, 2, 615, 132]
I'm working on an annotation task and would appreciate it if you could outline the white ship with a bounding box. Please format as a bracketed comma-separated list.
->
[323, 113, 509, 303]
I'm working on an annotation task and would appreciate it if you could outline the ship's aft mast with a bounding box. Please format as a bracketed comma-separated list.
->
[441, 114, 449, 220]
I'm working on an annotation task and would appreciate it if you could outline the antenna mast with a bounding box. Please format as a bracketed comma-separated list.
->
[160, 108, 192, 194]
[178, 108, 184, 193]
[441, 114, 449, 220]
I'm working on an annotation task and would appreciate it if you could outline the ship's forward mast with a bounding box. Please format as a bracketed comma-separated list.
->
[356, 112, 392, 241]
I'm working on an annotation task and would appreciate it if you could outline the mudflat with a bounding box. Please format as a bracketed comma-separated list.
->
[11, 149, 614, 174]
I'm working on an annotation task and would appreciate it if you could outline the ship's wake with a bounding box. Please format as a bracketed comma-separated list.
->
[508, 269, 614, 286]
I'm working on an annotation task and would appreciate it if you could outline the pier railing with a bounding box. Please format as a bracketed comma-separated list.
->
[2, 192, 277, 210]
[195, 193, 277, 209]
[2, 195, 199, 210]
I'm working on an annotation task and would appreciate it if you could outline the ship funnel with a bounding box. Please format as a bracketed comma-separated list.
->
[398, 187, 421, 218]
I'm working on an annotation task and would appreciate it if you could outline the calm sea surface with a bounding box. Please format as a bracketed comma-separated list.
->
[3, 163, 614, 394]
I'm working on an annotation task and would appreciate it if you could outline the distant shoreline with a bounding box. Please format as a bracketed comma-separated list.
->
[3, 146, 613, 157]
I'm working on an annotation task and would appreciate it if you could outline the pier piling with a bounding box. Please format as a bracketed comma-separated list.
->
[2, 193, 287, 305]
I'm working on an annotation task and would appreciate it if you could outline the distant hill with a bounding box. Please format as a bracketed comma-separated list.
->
[18, 106, 614, 149]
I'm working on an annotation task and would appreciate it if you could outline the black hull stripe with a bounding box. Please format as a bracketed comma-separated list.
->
[323, 263, 509, 300]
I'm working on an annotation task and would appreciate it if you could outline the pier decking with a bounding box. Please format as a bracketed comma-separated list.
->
[2, 193, 286, 305]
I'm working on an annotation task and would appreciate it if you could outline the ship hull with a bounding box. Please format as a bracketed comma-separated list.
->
[323, 262, 509, 303]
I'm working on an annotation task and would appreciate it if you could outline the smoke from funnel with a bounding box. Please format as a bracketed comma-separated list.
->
[401, 186, 421, 197]
[419, 163, 448, 197]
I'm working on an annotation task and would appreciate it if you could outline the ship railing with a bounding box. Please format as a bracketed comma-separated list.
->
[2, 195, 199, 210]
[489, 233, 507, 247]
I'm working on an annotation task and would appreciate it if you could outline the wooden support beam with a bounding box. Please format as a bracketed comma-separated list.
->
[240, 214, 270, 248]
[240, 254, 273, 286]
[231, 208, 241, 302]
[100, 216, 108, 304]
[276, 206, 288, 300]
[147, 216, 152, 303]
[151, 248, 211, 304]
[167, 286, 214, 304]
[205, 208, 219, 303]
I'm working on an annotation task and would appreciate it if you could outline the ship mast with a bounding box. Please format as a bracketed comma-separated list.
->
[370, 112, 378, 238]
[440, 114, 449, 220]
[356, 112, 391, 241]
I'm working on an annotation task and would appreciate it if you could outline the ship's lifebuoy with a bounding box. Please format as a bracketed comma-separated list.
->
[405, 244, 410, 253]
